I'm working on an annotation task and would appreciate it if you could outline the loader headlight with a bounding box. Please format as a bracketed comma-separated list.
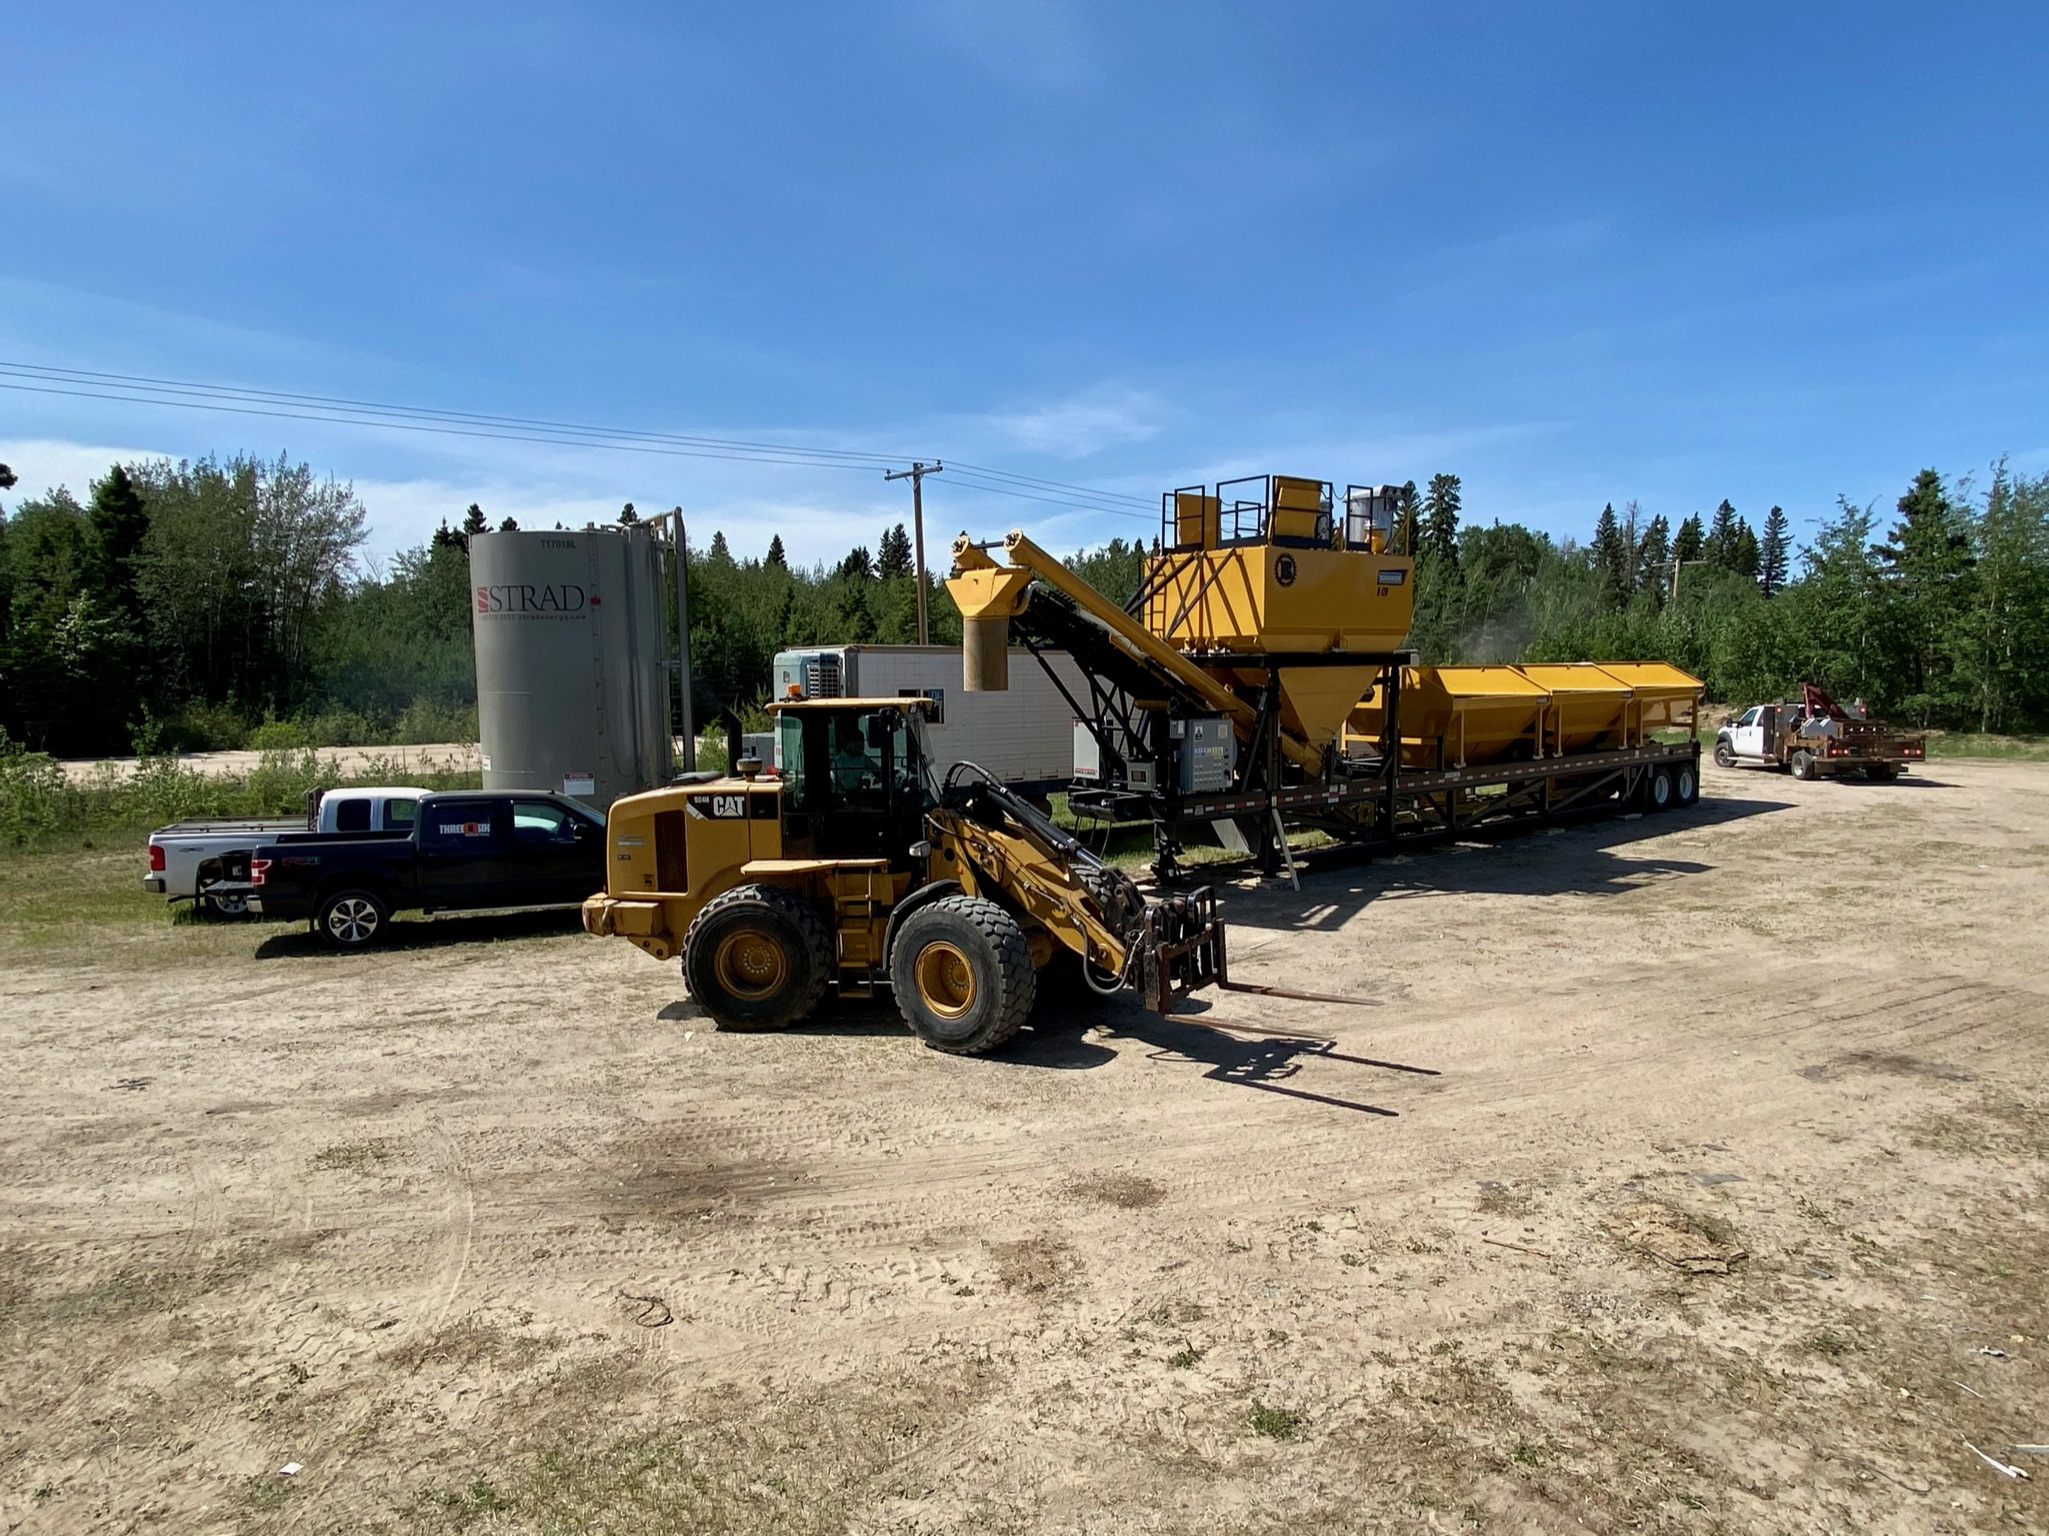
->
[910, 840, 933, 858]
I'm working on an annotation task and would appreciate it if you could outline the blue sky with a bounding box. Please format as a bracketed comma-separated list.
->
[3, 2, 2044, 566]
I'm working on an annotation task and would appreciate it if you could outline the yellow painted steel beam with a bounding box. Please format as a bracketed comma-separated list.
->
[963, 530, 1326, 774]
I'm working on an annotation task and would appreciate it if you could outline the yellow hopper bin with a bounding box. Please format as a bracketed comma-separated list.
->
[1514, 663, 1635, 755]
[1596, 662, 1704, 738]
[1345, 665, 1551, 769]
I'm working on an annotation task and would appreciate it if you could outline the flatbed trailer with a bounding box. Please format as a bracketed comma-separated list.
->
[1065, 652, 1700, 876]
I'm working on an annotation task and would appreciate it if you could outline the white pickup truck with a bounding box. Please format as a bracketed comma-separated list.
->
[144, 787, 431, 915]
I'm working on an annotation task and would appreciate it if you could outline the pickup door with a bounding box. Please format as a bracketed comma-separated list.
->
[507, 797, 606, 906]
[416, 798, 520, 909]
[1729, 706, 1767, 758]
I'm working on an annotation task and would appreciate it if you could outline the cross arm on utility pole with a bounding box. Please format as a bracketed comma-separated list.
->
[884, 460, 944, 644]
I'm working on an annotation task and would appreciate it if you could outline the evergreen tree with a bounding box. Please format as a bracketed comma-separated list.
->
[1960, 465, 2049, 731]
[766, 534, 788, 570]
[1635, 514, 1671, 601]
[85, 465, 150, 623]
[462, 503, 489, 537]
[1872, 468, 1976, 721]
[708, 530, 732, 564]
[877, 523, 912, 580]
[1759, 505, 1791, 597]
[498, 516, 519, 532]
[1394, 480, 1421, 556]
[1673, 514, 1705, 567]
[431, 521, 466, 553]
[1592, 502, 1632, 610]
[617, 502, 639, 525]
[1420, 473, 1462, 570]
[1733, 519, 1760, 579]
[1705, 500, 1740, 568]
[838, 545, 874, 582]
[0, 464, 16, 490]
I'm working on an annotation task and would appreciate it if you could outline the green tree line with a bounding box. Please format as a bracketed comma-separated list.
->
[1398, 464, 2049, 730]
[6, 451, 2045, 758]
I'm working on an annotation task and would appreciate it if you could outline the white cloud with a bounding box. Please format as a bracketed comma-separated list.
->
[968, 383, 1167, 459]
[0, 437, 171, 504]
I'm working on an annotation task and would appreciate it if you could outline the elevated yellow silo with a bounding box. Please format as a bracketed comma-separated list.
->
[1142, 475, 1414, 753]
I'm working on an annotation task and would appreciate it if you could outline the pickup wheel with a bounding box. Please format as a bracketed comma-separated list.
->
[199, 890, 250, 919]
[1789, 748, 1819, 781]
[890, 895, 1037, 1055]
[1713, 738, 1736, 768]
[681, 884, 832, 1032]
[316, 887, 391, 949]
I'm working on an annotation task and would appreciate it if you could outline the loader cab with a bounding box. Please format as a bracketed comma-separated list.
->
[772, 697, 939, 863]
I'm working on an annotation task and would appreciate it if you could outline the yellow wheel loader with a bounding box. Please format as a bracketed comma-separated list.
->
[582, 696, 1225, 1053]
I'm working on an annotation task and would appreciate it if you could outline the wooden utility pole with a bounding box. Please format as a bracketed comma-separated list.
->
[884, 460, 943, 644]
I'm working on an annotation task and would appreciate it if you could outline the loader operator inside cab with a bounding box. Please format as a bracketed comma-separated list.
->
[833, 721, 877, 793]
[776, 701, 936, 860]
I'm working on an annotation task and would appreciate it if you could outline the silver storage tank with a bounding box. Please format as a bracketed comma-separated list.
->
[470, 525, 673, 806]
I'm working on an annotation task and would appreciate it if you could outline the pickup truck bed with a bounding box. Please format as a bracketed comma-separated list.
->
[216, 791, 607, 948]
[145, 788, 433, 914]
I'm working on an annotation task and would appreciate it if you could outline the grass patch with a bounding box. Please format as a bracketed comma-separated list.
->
[1924, 731, 2049, 760]
[1247, 1399, 1305, 1440]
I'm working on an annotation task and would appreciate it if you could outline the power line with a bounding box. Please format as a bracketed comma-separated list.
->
[0, 361, 1161, 523]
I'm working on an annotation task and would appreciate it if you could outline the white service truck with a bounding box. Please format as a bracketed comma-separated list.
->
[144, 786, 432, 915]
[771, 645, 1086, 792]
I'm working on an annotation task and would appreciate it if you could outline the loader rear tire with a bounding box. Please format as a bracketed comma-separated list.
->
[890, 895, 1037, 1055]
[682, 884, 832, 1032]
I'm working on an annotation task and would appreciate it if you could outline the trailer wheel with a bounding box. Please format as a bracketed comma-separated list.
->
[682, 884, 832, 1031]
[1789, 748, 1818, 781]
[1644, 764, 1676, 812]
[890, 895, 1037, 1055]
[316, 887, 390, 949]
[1713, 739, 1736, 768]
[1676, 762, 1699, 807]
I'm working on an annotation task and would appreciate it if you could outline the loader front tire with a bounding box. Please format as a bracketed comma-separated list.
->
[891, 895, 1037, 1055]
[682, 884, 832, 1032]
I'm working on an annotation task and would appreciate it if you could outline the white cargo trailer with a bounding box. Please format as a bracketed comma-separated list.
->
[771, 645, 1085, 791]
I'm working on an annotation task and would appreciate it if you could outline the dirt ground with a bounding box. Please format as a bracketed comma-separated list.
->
[3, 758, 2046, 1534]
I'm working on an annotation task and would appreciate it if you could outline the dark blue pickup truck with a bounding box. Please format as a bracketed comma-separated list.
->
[222, 791, 607, 948]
